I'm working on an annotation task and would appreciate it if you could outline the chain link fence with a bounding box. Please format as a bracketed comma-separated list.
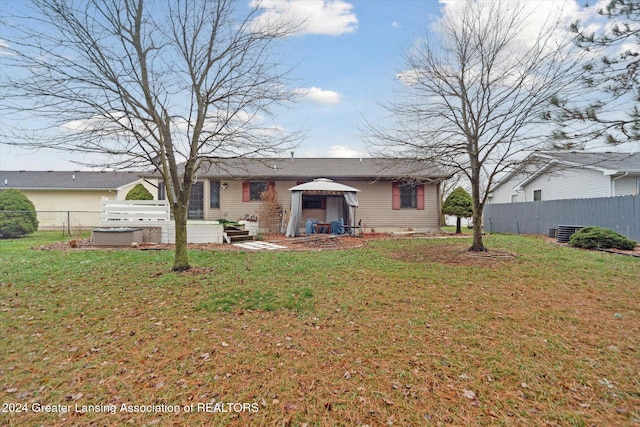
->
[0, 210, 102, 239]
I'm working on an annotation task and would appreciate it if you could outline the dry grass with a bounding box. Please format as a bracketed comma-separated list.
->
[0, 232, 638, 426]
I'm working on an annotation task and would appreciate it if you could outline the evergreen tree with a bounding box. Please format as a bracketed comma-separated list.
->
[549, 0, 640, 147]
[442, 187, 473, 234]
[125, 183, 154, 201]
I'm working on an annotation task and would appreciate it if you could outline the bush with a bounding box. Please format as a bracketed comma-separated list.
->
[569, 226, 636, 251]
[125, 183, 154, 200]
[0, 189, 39, 238]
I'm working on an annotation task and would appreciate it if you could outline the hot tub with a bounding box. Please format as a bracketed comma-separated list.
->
[92, 227, 144, 246]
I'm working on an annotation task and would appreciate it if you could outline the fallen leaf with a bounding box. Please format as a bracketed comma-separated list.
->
[5, 388, 18, 393]
[462, 389, 476, 400]
[65, 392, 83, 401]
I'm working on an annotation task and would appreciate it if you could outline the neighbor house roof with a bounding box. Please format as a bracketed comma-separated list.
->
[190, 157, 451, 181]
[0, 170, 143, 190]
[535, 151, 640, 174]
[492, 151, 640, 192]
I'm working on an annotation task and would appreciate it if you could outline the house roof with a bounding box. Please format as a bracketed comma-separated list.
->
[492, 151, 640, 193]
[0, 170, 143, 190]
[535, 151, 640, 174]
[193, 157, 451, 181]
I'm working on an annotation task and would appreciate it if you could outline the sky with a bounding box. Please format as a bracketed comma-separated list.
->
[0, 0, 630, 171]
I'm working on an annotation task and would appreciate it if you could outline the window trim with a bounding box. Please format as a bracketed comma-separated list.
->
[533, 189, 542, 202]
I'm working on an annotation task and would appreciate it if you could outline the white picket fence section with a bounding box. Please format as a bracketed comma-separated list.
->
[101, 198, 170, 223]
[99, 198, 224, 243]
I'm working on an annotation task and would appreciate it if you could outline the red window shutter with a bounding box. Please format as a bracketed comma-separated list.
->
[242, 182, 250, 202]
[392, 182, 401, 210]
[417, 184, 425, 210]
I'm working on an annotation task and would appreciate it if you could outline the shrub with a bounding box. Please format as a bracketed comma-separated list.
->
[125, 183, 154, 200]
[569, 226, 636, 251]
[0, 189, 39, 238]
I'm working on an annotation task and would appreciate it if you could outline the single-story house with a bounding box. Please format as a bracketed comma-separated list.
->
[0, 170, 151, 228]
[147, 157, 451, 234]
[488, 151, 640, 204]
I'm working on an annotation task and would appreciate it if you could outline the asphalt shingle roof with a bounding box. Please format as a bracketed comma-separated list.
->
[0, 171, 143, 190]
[194, 157, 450, 180]
[538, 151, 640, 172]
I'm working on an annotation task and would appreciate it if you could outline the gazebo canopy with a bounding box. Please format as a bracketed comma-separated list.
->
[289, 178, 360, 194]
[285, 178, 359, 237]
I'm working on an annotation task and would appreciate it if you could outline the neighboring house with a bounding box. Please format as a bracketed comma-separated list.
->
[0, 170, 151, 228]
[488, 152, 640, 204]
[147, 157, 451, 234]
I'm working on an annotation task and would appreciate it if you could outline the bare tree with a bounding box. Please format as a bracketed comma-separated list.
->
[365, 0, 580, 251]
[0, 0, 300, 270]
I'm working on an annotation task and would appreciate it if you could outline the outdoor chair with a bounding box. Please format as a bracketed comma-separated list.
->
[305, 218, 318, 234]
[344, 219, 362, 236]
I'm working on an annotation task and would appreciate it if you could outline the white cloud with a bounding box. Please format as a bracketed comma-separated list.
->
[0, 39, 11, 55]
[251, 0, 358, 36]
[294, 86, 341, 104]
[436, 0, 583, 53]
[328, 145, 360, 157]
[391, 20, 400, 29]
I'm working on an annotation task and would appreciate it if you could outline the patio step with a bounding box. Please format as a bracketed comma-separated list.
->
[223, 226, 253, 244]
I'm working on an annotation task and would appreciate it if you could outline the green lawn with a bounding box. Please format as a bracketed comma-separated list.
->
[0, 232, 638, 426]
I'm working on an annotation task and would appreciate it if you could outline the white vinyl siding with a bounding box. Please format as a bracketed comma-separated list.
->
[523, 167, 610, 201]
[612, 175, 640, 196]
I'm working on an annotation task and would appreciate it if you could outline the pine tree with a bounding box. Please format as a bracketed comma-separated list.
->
[442, 187, 473, 234]
[550, 0, 640, 147]
[125, 183, 154, 201]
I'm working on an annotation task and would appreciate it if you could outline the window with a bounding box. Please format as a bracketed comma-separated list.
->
[209, 181, 220, 209]
[158, 182, 166, 201]
[250, 182, 267, 201]
[392, 182, 425, 210]
[511, 194, 518, 203]
[158, 181, 204, 219]
[243, 181, 269, 202]
[533, 189, 542, 201]
[400, 184, 417, 208]
[302, 195, 324, 209]
[188, 182, 204, 219]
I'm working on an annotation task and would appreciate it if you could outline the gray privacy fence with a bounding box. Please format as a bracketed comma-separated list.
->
[483, 195, 640, 242]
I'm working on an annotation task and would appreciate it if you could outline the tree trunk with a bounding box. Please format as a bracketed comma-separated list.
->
[469, 205, 486, 252]
[455, 216, 462, 234]
[469, 167, 486, 252]
[172, 204, 190, 272]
